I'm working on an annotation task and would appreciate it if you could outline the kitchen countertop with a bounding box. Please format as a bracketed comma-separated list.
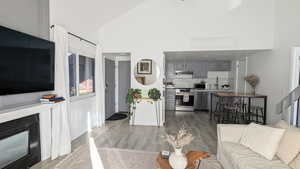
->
[212, 92, 267, 98]
[165, 87, 232, 92]
[193, 89, 233, 92]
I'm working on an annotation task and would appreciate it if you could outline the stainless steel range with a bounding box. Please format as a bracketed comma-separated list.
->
[175, 89, 194, 111]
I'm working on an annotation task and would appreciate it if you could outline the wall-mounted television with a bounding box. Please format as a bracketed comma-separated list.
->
[0, 26, 55, 96]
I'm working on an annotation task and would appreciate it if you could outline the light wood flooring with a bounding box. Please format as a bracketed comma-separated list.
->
[31, 110, 217, 169]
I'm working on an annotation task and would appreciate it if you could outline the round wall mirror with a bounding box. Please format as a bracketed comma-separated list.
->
[134, 59, 160, 86]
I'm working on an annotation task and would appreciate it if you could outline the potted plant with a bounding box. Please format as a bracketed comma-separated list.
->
[148, 88, 161, 101]
[148, 88, 162, 126]
[164, 127, 194, 169]
[126, 88, 141, 113]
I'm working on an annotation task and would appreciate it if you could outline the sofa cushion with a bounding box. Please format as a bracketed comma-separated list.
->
[277, 126, 300, 165]
[240, 123, 285, 160]
[222, 142, 290, 169]
[290, 153, 300, 169]
[273, 120, 300, 165]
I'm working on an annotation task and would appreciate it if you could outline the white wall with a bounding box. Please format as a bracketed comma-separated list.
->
[247, 0, 300, 124]
[98, 0, 275, 99]
[0, 0, 49, 40]
[69, 97, 96, 140]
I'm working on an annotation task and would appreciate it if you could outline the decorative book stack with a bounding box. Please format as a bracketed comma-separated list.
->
[40, 94, 65, 104]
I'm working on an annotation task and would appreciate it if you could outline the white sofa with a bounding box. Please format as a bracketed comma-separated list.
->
[215, 124, 290, 169]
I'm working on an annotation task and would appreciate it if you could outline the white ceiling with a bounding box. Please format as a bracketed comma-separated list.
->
[165, 50, 269, 61]
[50, 0, 147, 42]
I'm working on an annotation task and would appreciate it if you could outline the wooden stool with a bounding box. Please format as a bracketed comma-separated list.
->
[156, 151, 210, 169]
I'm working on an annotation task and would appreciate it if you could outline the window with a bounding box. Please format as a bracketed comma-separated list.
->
[68, 53, 95, 97]
[79, 55, 95, 95]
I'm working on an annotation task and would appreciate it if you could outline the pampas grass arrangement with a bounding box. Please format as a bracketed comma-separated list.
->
[245, 75, 259, 95]
[164, 127, 194, 150]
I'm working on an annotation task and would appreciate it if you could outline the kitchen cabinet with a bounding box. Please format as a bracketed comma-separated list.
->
[192, 61, 208, 79]
[208, 61, 231, 71]
[165, 88, 176, 110]
[167, 60, 231, 79]
[166, 62, 175, 79]
[194, 92, 208, 110]
[174, 62, 185, 71]
[174, 61, 193, 72]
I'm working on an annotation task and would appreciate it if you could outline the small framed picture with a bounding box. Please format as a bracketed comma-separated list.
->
[137, 59, 152, 74]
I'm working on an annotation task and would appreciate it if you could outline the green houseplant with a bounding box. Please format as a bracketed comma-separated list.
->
[126, 89, 141, 124]
[126, 88, 142, 110]
[148, 88, 161, 101]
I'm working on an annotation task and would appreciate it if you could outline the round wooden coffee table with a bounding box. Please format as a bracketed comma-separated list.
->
[156, 151, 210, 169]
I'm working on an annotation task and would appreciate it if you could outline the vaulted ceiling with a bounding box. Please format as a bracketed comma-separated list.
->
[49, 0, 246, 43]
[50, 0, 147, 43]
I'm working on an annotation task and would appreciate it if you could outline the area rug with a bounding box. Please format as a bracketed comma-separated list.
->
[53, 145, 158, 169]
[106, 113, 128, 121]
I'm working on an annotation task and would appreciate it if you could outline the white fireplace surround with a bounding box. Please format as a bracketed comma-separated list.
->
[0, 102, 65, 161]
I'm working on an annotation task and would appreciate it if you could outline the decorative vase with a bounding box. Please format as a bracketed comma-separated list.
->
[169, 148, 187, 169]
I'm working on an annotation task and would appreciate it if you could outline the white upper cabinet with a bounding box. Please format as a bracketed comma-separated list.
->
[191, 61, 208, 79]
[166, 60, 231, 79]
[174, 62, 186, 72]
[208, 61, 231, 71]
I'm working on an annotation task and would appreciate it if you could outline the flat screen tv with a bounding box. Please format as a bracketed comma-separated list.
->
[0, 26, 55, 95]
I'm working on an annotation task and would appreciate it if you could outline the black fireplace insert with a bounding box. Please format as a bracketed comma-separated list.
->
[0, 114, 41, 169]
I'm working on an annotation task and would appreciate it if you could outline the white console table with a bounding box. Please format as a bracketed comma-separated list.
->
[129, 98, 164, 127]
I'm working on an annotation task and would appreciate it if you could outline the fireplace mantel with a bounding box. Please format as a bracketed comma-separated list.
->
[0, 102, 62, 161]
[0, 102, 52, 124]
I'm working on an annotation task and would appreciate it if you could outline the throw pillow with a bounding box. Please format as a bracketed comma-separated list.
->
[277, 126, 300, 165]
[240, 123, 285, 160]
[275, 120, 289, 129]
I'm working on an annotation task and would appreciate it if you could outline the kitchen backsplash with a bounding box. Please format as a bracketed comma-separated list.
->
[169, 71, 234, 89]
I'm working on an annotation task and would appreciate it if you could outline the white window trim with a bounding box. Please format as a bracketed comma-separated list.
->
[69, 46, 95, 59]
[68, 52, 96, 99]
[70, 93, 96, 102]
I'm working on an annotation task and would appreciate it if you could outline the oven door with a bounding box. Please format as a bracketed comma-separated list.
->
[175, 94, 194, 111]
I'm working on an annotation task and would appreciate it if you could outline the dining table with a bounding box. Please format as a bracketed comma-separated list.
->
[210, 92, 267, 125]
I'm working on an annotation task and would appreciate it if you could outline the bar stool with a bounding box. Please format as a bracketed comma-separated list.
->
[224, 97, 248, 124]
[249, 106, 264, 124]
[213, 96, 227, 123]
[224, 105, 239, 123]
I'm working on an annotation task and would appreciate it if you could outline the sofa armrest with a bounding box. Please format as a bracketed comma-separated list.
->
[217, 124, 247, 144]
[217, 124, 247, 164]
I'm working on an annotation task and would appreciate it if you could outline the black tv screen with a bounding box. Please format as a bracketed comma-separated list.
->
[0, 26, 55, 95]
